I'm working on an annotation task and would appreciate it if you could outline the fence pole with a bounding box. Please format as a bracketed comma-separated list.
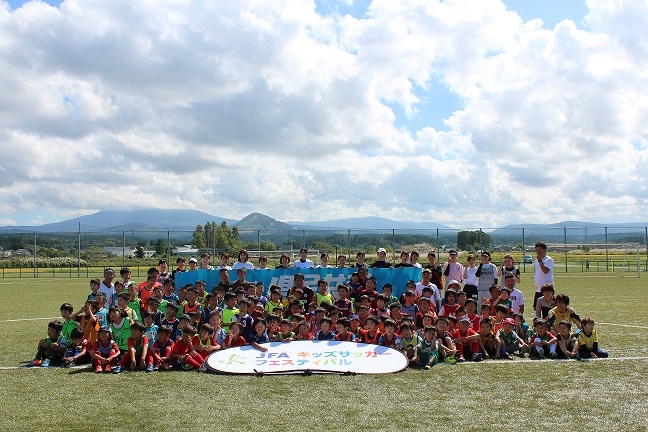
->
[392, 229, 395, 263]
[167, 230, 171, 264]
[122, 231, 126, 269]
[436, 229, 439, 254]
[522, 228, 526, 272]
[605, 227, 609, 272]
[77, 222, 81, 277]
[347, 230, 351, 260]
[564, 227, 568, 272]
[33, 232, 37, 278]
[257, 230, 261, 254]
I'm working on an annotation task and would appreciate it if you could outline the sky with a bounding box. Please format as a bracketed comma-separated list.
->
[0, 0, 647, 229]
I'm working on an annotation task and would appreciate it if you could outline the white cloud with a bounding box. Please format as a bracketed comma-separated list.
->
[0, 0, 647, 228]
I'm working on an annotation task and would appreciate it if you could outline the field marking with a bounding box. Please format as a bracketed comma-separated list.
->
[2, 356, 647, 370]
[598, 322, 648, 329]
[0, 317, 58, 323]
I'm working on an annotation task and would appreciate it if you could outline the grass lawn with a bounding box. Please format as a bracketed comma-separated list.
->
[1, 274, 647, 431]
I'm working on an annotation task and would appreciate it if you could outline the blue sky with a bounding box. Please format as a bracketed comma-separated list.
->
[1, 0, 646, 228]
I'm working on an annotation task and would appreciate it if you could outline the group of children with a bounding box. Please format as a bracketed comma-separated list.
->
[27, 262, 608, 372]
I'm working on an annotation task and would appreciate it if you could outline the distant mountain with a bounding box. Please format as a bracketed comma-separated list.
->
[0, 210, 237, 233]
[288, 216, 455, 231]
[234, 213, 293, 231]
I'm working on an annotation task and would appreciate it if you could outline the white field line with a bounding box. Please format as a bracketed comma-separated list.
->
[2, 356, 647, 370]
[597, 322, 648, 329]
[0, 317, 58, 323]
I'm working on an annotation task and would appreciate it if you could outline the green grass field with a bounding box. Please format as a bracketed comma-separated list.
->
[1, 274, 647, 431]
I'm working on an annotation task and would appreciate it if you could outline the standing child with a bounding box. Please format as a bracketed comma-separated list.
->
[234, 299, 254, 341]
[89, 326, 120, 373]
[535, 283, 556, 319]
[142, 312, 159, 351]
[127, 285, 142, 322]
[577, 318, 608, 359]
[88, 278, 100, 301]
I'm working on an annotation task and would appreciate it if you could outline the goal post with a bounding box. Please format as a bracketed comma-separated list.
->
[546, 243, 641, 277]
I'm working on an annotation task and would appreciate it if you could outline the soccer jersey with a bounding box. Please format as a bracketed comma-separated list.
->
[93, 339, 119, 357]
[221, 307, 239, 334]
[78, 315, 99, 346]
[315, 292, 334, 307]
[127, 299, 142, 322]
[127, 336, 148, 357]
[248, 332, 270, 344]
[479, 331, 497, 350]
[110, 317, 132, 351]
[416, 338, 438, 366]
[333, 298, 352, 317]
[547, 306, 581, 327]
[61, 318, 77, 341]
[334, 332, 355, 341]
[497, 329, 521, 347]
[359, 329, 381, 344]
[144, 325, 158, 349]
[402, 334, 420, 352]
[577, 330, 598, 351]
[316, 330, 336, 341]
[378, 333, 402, 349]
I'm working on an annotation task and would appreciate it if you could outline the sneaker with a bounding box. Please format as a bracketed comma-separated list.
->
[41, 359, 51, 368]
[456, 355, 465, 363]
[550, 352, 558, 359]
[182, 363, 194, 370]
[146, 365, 154, 372]
[537, 350, 545, 359]
[69, 361, 76, 368]
[104, 364, 112, 373]
[501, 352, 512, 360]
[112, 365, 122, 374]
[28, 359, 42, 367]
[95, 364, 103, 373]
[162, 363, 171, 370]
[472, 353, 483, 362]
[198, 363, 207, 372]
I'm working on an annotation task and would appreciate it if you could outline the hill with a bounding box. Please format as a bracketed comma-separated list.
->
[233, 213, 293, 231]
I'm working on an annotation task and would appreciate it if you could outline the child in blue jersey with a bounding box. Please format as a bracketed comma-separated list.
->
[248, 318, 270, 352]
[29, 320, 67, 367]
[88, 278, 100, 301]
[142, 312, 158, 350]
[153, 326, 174, 370]
[316, 317, 336, 340]
[209, 310, 226, 347]
[530, 319, 558, 359]
[162, 279, 179, 303]
[234, 299, 254, 341]
[147, 297, 165, 328]
[94, 293, 109, 328]
[63, 328, 89, 367]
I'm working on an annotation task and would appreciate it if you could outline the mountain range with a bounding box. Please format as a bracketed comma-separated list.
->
[0, 210, 645, 239]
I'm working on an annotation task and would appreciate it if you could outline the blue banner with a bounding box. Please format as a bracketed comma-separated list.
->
[174, 267, 422, 298]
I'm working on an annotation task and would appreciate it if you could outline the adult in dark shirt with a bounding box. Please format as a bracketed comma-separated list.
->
[371, 248, 392, 268]
[275, 253, 291, 269]
[424, 251, 443, 292]
[171, 257, 188, 282]
[213, 268, 233, 293]
[354, 251, 368, 269]
[288, 273, 315, 305]
[394, 251, 414, 268]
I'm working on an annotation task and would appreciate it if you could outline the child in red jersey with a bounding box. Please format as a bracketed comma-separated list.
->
[334, 318, 355, 341]
[359, 316, 382, 344]
[222, 322, 247, 349]
[192, 323, 220, 361]
[169, 326, 205, 369]
[452, 316, 482, 362]
[378, 319, 402, 350]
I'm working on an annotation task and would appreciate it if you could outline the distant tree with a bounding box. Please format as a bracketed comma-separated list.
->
[192, 225, 205, 249]
[134, 246, 145, 259]
[260, 240, 276, 251]
[154, 238, 167, 257]
[457, 230, 492, 251]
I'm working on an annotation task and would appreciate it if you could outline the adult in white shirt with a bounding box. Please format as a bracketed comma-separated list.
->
[232, 249, 254, 270]
[293, 248, 314, 269]
[533, 241, 554, 311]
[416, 269, 441, 312]
[216, 252, 232, 270]
[442, 250, 464, 288]
[99, 268, 116, 307]
[316, 252, 332, 268]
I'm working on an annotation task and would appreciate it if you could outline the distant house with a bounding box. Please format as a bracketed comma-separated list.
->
[0, 250, 12, 258]
[103, 247, 129, 257]
[14, 248, 30, 256]
[172, 245, 199, 256]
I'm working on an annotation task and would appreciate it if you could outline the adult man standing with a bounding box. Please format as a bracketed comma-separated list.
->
[533, 241, 554, 311]
[293, 248, 314, 269]
[289, 273, 315, 304]
[424, 252, 444, 293]
[371, 248, 392, 268]
[442, 250, 464, 289]
[99, 268, 116, 307]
